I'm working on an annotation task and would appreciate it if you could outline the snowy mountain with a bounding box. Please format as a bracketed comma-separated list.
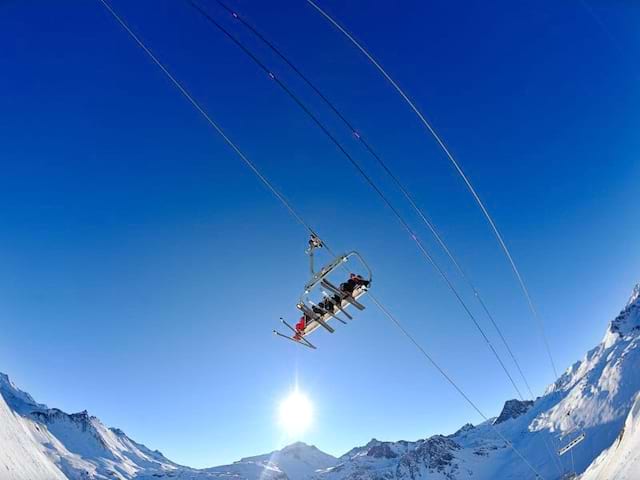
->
[206, 442, 337, 480]
[0, 372, 333, 480]
[0, 374, 66, 480]
[2, 282, 640, 480]
[0, 372, 192, 479]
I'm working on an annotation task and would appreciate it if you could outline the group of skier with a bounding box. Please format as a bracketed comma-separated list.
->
[294, 273, 370, 338]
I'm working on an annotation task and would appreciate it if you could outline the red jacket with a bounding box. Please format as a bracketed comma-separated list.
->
[296, 317, 306, 332]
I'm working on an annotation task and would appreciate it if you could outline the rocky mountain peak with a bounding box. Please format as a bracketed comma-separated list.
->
[610, 283, 640, 338]
[0, 372, 46, 413]
[366, 443, 398, 459]
[493, 399, 534, 425]
[627, 283, 640, 308]
[452, 423, 475, 436]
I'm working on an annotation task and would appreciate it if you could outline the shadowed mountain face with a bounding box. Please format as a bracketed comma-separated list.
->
[580, 392, 640, 480]
[2, 283, 640, 480]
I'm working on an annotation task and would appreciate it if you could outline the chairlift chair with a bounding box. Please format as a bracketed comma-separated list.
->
[558, 432, 586, 456]
[273, 236, 372, 349]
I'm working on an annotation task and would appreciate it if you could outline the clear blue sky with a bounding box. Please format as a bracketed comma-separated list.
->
[1, 0, 638, 469]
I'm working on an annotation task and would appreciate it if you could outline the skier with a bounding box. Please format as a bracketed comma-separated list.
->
[319, 298, 336, 313]
[351, 273, 370, 288]
[294, 315, 309, 340]
[340, 273, 370, 295]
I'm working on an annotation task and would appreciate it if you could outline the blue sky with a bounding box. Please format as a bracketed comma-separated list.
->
[1, 0, 639, 469]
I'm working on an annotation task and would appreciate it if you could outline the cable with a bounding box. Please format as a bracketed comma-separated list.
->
[209, 0, 536, 401]
[221, 0, 562, 469]
[541, 432, 565, 477]
[189, 0, 526, 402]
[96, 2, 545, 477]
[199, 5, 567, 473]
[95, 0, 316, 238]
[305, 0, 559, 381]
[369, 295, 544, 479]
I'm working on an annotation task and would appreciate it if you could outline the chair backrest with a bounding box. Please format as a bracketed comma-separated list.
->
[303, 251, 372, 293]
[301, 251, 372, 306]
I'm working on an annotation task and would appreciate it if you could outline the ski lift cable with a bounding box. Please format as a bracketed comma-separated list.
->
[369, 295, 545, 479]
[305, 0, 559, 381]
[527, 416, 564, 478]
[94, 0, 316, 238]
[96, 2, 545, 477]
[542, 433, 566, 476]
[210, 2, 565, 470]
[201, 3, 566, 473]
[189, 0, 527, 403]
[570, 446, 576, 476]
[207, 0, 536, 402]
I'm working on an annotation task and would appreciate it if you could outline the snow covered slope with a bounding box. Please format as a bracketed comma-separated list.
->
[0, 376, 66, 480]
[579, 393, 640, 480]
[207, 442, 337, 480]
[0, 372, 205, 479]
[2, 282, 640, 480]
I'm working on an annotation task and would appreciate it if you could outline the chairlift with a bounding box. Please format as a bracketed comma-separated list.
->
[273, 235, 372, 349]
[558, 432, 586, 456]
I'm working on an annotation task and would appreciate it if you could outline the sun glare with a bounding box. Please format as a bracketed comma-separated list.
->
[278, 389, 313, 437]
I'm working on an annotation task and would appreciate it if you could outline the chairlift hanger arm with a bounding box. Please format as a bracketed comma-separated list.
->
[304, 250, 372, 293]
[306, 234, 324, 275]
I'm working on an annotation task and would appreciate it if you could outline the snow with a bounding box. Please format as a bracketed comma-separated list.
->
[0, 390, 66, 480]
[205, 442, 337, 480]
[239, 442, 337, 480]
[579, 393, 640, 480]
[2, 282, 640, 480]
[0, 371, 187, 479]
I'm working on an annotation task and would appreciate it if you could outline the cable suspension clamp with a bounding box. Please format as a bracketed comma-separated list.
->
[306, 234, 324, 274]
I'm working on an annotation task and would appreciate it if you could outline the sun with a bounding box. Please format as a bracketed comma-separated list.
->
[278, 389, 314, 437]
